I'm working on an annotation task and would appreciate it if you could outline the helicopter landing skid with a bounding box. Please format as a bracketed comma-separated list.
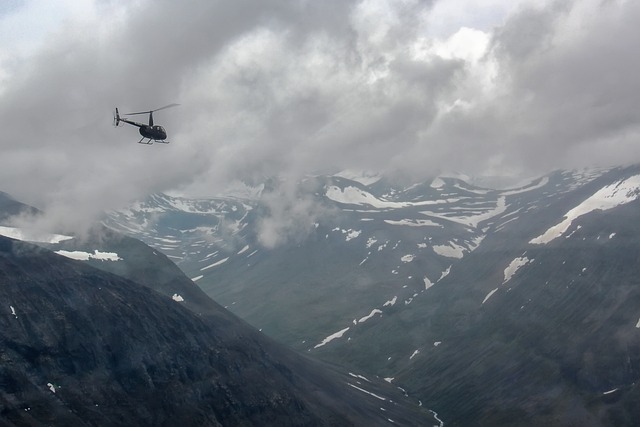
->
[137, 137, 170, 145]
[136, 137, 155, 145]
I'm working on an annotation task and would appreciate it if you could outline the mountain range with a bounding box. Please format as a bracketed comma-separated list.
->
[0, 166, 640, 426]
[0, 192, 436, 426]
[101, 166, 640, 426]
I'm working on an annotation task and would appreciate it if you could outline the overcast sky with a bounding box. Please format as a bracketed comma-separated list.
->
[1, 0, 640, 232]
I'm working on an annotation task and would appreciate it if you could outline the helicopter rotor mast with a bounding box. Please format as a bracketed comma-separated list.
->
[124, 103, 180, 126]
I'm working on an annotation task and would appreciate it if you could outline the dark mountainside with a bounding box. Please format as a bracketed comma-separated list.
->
[0, 192, 39, 223]
[317, 170, 640, 426]
[103, 165, 640, 426]
[47, 226, 226, 318]
[398, 204, 640, 427]
[0, 234, 435, 426]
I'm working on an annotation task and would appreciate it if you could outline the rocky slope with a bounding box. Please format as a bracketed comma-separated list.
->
[104, 165, 640, 425]
[0, 233, 435, 426]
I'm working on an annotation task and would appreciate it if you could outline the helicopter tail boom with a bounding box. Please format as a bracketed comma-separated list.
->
[113, 108, 121, 127]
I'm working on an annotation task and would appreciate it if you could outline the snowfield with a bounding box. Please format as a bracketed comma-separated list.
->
[530, 175, 640, 244]
[56, 250, 121, 262]
[326, 186, 411, 208]
[0, 226, 73, 244]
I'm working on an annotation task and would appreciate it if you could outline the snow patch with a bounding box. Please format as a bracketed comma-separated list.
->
[456, 196, 507, 227]
[47, 383, 56, 394]
[345, 230, 361, 241]
[482, 287, 499, 304]
[348, 372, 371, 382]
[401, 254, 414, 263]
[423, 276, 434, 290]
[333, 227, 361, 241]
[422, 196, 507, 228]
[347, 383, 387, 401]
[433, 242, 465, 259]
[191, 275, 203, 282]
[409, 349, 420, 359]
[384, 219, 441, 227]
[56, 250, 121, 262]
[201, 257, 229, 271]
[358, 309, 382, 323]
[430, 409, 445, 427]
[326, 186, 442, 209]
[314, 327, 350, 348]
[531, 175, 640, 244]
[503, 257, 533, 283]
[326, 186, 407, 208]
[438, 266, 452, 281]
[469, 235, 485, 250]
[172, 294, 184, 302]
[383, 296, 397, 307]
[10, 305, 17, 318]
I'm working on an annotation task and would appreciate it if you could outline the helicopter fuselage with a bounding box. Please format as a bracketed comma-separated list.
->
[139, 124, 167, 140]
[118, 117, 167, 141]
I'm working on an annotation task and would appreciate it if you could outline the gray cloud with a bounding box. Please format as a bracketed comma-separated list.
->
[256, 177, 335, 248]
[1, 0, 639, 234]
[467, 0, 640, 173]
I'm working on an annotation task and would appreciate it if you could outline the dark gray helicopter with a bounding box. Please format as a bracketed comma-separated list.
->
[113, 104, 179, 144]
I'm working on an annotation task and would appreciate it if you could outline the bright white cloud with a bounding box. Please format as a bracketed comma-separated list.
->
[424, 0, 555, 38]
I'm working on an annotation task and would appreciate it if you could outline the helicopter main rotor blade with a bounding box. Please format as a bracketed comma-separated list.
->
[124, 103, 180, 115]
[153, 103, 180, 112]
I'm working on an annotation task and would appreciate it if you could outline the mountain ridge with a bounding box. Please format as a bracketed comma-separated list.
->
[7, 165, 640, 425]
[0, 231, 435, 425]
[103, 168, 612, 348]
[102, 165, 640, 425]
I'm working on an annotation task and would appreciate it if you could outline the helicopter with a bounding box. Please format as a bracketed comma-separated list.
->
[113, 103, 179, 144]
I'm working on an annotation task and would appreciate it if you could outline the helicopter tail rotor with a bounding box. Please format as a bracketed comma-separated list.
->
[113, 108, 121, 127]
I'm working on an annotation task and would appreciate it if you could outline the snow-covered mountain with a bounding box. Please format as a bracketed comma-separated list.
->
[311, 167, 640, 426]
[102, 165, 640, 425]
[103, 168, 605, 347]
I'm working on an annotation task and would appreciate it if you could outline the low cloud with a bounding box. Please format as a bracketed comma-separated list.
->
[256, 177, 335, 249]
